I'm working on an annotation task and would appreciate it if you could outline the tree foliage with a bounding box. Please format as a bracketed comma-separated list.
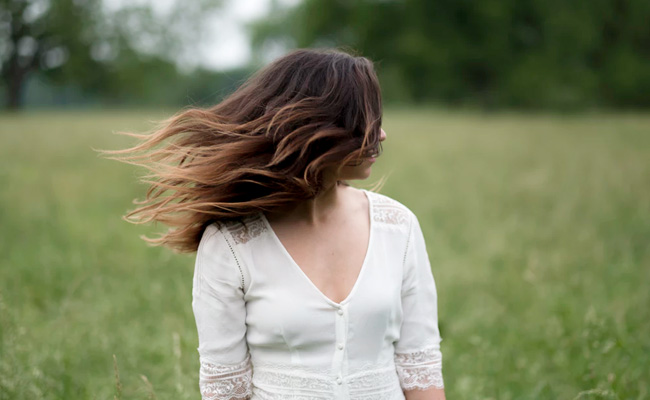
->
[0, 0, 101, 108]
[252, 0, 650, 109]
[0, 0, 225, 109]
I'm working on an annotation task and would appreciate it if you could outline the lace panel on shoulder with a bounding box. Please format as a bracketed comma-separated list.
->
[225, 214, 268, 245]
[368, 192, 410, 227]
[374, 206, 410, 226]
[199, 354, 253, 400]
[394, 346, 444, 391]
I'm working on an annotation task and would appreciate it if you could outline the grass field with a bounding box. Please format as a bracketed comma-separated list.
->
[1, 109, 649, 400]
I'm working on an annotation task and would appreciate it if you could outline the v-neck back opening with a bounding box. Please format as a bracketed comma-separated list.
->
[258, 188, 374, 308]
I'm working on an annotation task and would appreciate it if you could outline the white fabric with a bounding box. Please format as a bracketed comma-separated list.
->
[192, 189, 444, 399]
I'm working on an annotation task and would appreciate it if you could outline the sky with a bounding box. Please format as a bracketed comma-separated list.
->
[104, 0, 300, 71]
[198, 0, 273, 70]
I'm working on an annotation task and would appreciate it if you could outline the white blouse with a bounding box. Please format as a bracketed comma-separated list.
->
[192, 189, 444, 400]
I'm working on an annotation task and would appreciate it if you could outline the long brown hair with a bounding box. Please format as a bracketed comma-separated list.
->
[99, 48, 384, 253]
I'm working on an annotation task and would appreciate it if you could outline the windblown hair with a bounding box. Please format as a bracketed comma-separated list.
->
[100, 48, 384, 253]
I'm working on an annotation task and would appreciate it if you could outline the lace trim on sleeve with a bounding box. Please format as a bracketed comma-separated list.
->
[394, 346, 444, 390]
[199, 354, 253, 400]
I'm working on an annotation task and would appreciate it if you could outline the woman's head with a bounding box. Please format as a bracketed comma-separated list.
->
[217, 47, 384, 179]
[100, 48, 384, 252]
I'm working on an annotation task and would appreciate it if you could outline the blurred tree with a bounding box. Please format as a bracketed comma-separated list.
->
[252, 0, 650, 109]
[0, 0, 224, 110]
[0, 0, 101, 109]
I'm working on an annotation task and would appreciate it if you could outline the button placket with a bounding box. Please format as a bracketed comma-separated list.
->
[332, 304, 348, 394]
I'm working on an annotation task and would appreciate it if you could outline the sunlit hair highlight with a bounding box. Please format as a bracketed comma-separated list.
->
[99, 48, 383, 253]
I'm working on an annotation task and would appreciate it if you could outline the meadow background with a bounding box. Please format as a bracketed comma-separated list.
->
[2, 109, 649, 399]
[2, 0, 650, 399]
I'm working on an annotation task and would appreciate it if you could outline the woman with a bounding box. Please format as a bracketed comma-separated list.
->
[106, 48, 445, 399]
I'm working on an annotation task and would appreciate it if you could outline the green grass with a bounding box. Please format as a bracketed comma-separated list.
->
[1, 109, 649, 399]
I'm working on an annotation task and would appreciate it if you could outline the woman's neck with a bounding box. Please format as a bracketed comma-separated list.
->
[265, 181, 350, 226]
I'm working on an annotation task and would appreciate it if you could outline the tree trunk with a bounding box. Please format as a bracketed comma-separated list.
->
[5, 73, 26, 110]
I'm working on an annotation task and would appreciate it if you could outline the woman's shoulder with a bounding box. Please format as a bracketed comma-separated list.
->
[198, 218, 257, 292]
[203, 213, 268, 247]
[363, 189, 416, 231]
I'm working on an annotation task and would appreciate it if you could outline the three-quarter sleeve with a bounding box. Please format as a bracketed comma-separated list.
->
[192, 224, 252, 400]
[393, 211, 444, 390]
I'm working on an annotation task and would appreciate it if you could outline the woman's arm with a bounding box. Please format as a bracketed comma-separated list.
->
[394, 210, 446, 395]
[405, 387, 446, 400]
[192, 225, 252, 400]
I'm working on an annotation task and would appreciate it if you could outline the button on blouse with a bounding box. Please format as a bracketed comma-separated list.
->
[191, 189, 444, 399]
